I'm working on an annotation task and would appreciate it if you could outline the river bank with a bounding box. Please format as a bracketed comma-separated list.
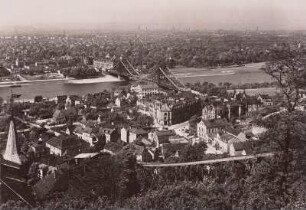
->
[0, 74, 121, 87]
[227, 87, 279, 96]
[65, 75, 121, 84]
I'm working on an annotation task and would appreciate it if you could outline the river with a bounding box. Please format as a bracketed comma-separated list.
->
[0, 80, 129, 101]
[0, 62, 272, 100]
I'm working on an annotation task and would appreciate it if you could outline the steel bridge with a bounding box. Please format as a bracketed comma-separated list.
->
[109, 57, 189, 91]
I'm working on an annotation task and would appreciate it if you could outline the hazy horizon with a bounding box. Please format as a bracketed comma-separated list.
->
[0, 0, 306, 31]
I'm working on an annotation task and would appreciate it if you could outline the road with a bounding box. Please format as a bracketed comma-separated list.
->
[0, 178, 35, 207]
[262, 109, 287, 120]
[140, 152, 274, 167]
[14, 116, 61, 136]
[15, 117, 40, 128]
[0, 128, 30, 135]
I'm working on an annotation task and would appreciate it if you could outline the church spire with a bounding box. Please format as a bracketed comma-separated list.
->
[3, 119, 22, 165]
[3, 88, 23, 165]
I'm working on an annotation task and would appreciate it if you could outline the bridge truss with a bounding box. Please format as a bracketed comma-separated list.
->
[148, 66, 188, 91]
[111, 57, 188, 91]
[109, 57, 140, 80]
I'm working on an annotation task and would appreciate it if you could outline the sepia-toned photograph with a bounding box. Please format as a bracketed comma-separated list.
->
[0, 0, 306, 209]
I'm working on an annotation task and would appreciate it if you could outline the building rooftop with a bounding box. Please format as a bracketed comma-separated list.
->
[130, 128, 149, 135]
[135, 136, 152, 147]
[100, 127, 116, 134]
[202, 118, 228, 129]
[246, 96, 260, 105]
[155, 130, 175, 144]
[155, 130, 175, 137]
[46, 135, 80, 150]
[162, 143, 186, 157]
[169, 135, 189, 144]
[74, 153, 100, 159]
[137, 82, 159, 90]
[259, 94, 272, 99]
[75, 125, 93, 135]
[220, 132, 239, 143]
[232, 140, 262, 154]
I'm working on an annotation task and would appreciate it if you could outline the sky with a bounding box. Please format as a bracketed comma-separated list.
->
[0, 0, 305, 30]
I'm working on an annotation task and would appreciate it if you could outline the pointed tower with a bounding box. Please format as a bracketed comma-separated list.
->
[3, 119, 22, 165]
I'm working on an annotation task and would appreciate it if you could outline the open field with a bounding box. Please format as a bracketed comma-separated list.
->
[172, 62, 273, 85]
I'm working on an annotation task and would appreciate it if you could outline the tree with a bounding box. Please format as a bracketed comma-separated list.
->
[29, 127, 44, 141]
[34, 95, 43, 103]
[27, 162, 40, 186]
[0, 200, 29, 210]
[118, 146, 140, 200]
[180, 141, 207, 162]
[88, 134, 106, 152]
[0, 96, 3, 112]
[256, 112, 306, 208]
[263, 46, 306, 112]
[132, 114, 153, 128]
[246, 46, 306, 209]
[125, 180, 231, 210]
